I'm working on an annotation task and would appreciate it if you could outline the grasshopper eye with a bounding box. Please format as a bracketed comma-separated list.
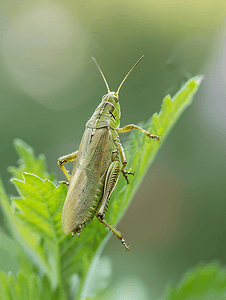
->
[113, 94, 119, 103]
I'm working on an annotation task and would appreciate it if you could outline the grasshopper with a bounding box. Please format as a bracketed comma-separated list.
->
[58, 56, 160, 251]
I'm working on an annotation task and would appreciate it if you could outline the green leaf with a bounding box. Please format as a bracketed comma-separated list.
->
[80, 256, 112, 299]
[164, 262, 226, 300]
[108, 76, 203, 226]
[0, 178, 55, 283]
[0, 177, 13, 234]
[11, 173, 110, 295]
[0, 272, 12, 300]
[0, 176, 51, 278]
[0, 271, 55, 300]
[8, 139, 55, 182]
[11, 174, 68, 288]
[0, 139, 58, 281]
[7, 76, 202, 299]
[0, 230, 22, 275]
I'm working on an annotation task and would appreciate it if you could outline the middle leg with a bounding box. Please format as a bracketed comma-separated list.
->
[113, 137, 135, 184]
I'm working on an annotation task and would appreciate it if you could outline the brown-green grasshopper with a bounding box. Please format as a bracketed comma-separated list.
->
[58, 56, 160, 251]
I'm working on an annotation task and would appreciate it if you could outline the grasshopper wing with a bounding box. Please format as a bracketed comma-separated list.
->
[61, 127, 115, 234]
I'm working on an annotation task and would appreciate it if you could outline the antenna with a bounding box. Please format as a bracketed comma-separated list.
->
[116, 55, 144, 96]
[92, 57, 110, 93]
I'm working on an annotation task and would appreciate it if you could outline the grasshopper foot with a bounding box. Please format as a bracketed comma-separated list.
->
[122, 170, 135, 184]
[59, 181, 69, 186]
[148, 134, 161, 140]
[97, 213, 130, 251]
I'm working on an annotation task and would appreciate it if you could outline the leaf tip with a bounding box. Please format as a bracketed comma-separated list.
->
[10, 177, 18, 183]
[13, 138, 32, 151]
[195, 75, 204, 85]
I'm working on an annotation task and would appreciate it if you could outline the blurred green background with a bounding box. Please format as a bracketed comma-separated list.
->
[0, 0, 226, 298]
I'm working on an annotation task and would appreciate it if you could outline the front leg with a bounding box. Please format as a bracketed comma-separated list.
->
[58, 150, 78, 182]
[117, 124, 160, 140]
[58, 181, 70, 186]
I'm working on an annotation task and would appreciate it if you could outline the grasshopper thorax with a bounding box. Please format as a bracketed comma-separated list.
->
[102, 91, 121, 116]
[102, 91, 121, 127]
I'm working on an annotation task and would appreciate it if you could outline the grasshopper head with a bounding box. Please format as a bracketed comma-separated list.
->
[101, 91, 119, 103]
[102, 91, 121, 126]
[92, 55, 144, 128]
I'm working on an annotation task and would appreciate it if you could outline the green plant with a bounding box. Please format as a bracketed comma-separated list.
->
[164, 262, 226, 300]
[0, 77, 203, 299]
